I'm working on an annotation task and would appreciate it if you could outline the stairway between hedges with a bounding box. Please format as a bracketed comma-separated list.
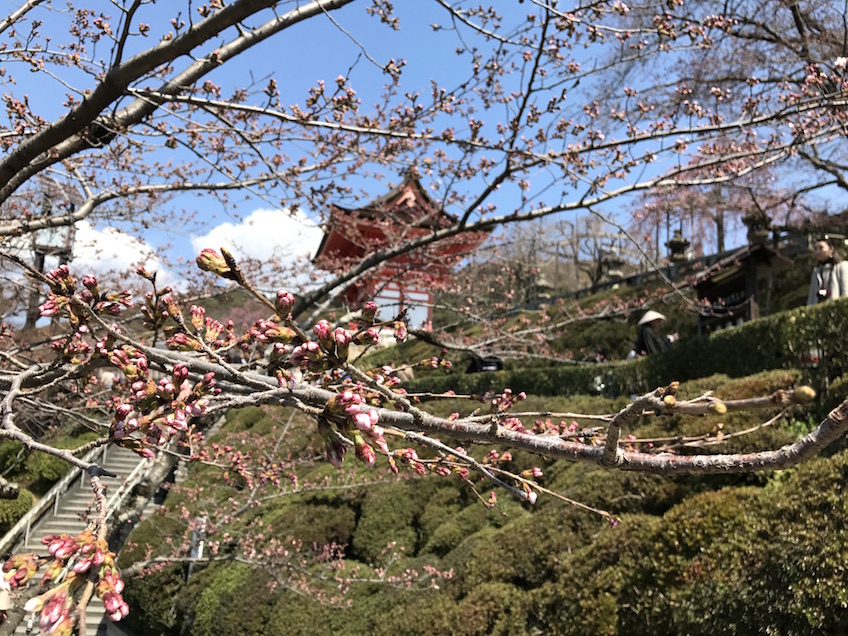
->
[6, 445, 150, 636]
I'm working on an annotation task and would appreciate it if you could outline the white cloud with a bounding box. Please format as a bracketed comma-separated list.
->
[190, 208, 324, 264]
[70, 221, 176, 286]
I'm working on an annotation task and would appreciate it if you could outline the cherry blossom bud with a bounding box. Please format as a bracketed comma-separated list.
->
[356, 327, 380, 346]
[166, 332, 202, 351]
[361, 301, 377, 323]
[313, 320, 332, 345]
[275, 290, 295, 316]
[263, 322, 295, 344]
[190, 305, 205, 331]
[172, 363, 189, 385]
[333, 327, 352, 360]
[326, 435, 347, 468]
[195, 248, 232, 278]
[115, 404, 133, 420]
[39, 297, 61, 317]
[23, 595, 45, 614]
[393, 321, 407, 343]
[369, 429, 389, 455]
[189, 398, 209, 417]
[353, 434, 376, 467]
[353, 410, 378, 432]
[82, 275, 98, 292]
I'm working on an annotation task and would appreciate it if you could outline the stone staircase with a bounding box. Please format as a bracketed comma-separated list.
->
[10, 446, 148, 636]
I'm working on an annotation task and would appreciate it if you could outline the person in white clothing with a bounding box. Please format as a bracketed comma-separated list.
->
[807, 236, 848, 305]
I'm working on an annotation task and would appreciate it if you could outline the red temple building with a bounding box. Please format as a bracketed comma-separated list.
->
[313, 175, 489, 326]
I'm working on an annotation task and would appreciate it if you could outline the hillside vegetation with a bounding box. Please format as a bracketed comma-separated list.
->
[118, 364, 848, 635]
[116, 282, 848, 636]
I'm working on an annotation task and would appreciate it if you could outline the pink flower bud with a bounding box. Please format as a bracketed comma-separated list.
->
[190, 398, 209, 417]
[394, 321, 408, 343]
[82, 275, 98, 291]
[115, 404, 133, 419]
[196, 248, 232, 278]
[362, 301, 377, 323]
[275, 290, 295, 316]
[353, 411, 376, 432]
[356, 327, 380, 345]
[353, 434, 376, 467]
[313, 320, 332, 344]
[39, 298, 61, 317]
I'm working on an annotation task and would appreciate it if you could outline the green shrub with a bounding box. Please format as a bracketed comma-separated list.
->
[351, 481, 427, 563]
[0, 488, 33, 534]
[0, 440, 25, 478]
[223, 405, 270, 431]
[260, 500, 358, 548]
[191, 562, 277, 636]
[19, 433, 100, 495]
[117, 515, 188, 567]
[404, 299, 848, 400]
[451, 582, 533, 636]
[120, 564, 186, 636]
[532, 451, 848, 636]
[422, 501, 514, 557]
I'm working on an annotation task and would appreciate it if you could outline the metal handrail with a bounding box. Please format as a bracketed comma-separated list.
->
[104, 457, 152, 523]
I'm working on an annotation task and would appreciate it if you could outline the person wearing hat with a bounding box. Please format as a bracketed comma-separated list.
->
[632, 310, 678, 357]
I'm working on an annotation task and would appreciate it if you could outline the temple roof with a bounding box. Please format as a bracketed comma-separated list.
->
[329, 174, 452, 226]
[314, 175, 459, 261]
[692, 242, 793, 290]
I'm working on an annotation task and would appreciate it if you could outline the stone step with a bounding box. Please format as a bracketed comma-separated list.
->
[9, 451, 151, 635]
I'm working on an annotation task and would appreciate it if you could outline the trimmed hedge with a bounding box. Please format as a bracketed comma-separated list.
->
[0, 489, 34, 535]
[403, 298, 848, 400]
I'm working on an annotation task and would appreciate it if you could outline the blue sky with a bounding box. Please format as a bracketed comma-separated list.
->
[11, 1, 487, 285]
[6, 1, 795, 292]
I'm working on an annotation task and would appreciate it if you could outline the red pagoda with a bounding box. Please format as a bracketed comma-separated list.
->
[313, 175, 489, 326]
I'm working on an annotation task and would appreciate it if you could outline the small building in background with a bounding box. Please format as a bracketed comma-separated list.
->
[313, 175, 489, 327]
[692, 241, 793, 335]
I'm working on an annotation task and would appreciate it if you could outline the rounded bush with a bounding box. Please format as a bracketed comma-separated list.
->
[0, 488, 34, 535]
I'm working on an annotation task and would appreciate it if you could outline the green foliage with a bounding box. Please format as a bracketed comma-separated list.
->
[23, 453, 74, 495]
[0, 488, 33, 534]
[261, 500, 358, 548]
[20, 433, 98, 495]
[530, 451, 848, 636]
[0, 440, 24, 476]
[223, 405, 271, 432]
[120, 564, 186, 636]
[450, 582, 534, 636]
[404, 299, 848, 401]
[421, 498, 519, 557]
[191, 563, 277, 636]
[350, 481, 427, 563]
[120, 300, 848, 636]
[117, 516, 189, 568]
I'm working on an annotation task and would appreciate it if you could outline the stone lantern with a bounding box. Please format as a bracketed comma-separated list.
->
[742, 212, 772, 244]
[665, 229, 691, 262]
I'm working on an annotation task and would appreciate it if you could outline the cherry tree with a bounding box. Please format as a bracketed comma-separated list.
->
[1, 0, 848, 633]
